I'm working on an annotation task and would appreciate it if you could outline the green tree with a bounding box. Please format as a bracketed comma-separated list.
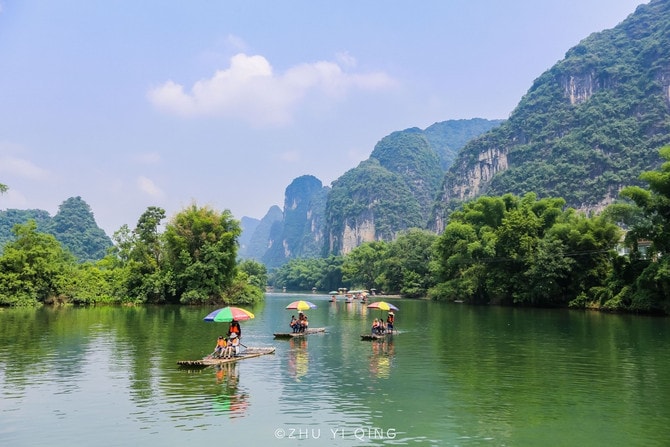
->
[123, 207, 169, 303]
[548, 211, 621, 303]
[341, 241, 388, 291]
[431, 193, 620, 307]
[611, 145, 670, 313]
[378, 228, 437, 297]
[163, 204, 241, 304]
[238, 259, 268, 290]
[430, 220, 488, 303]
[268, 256, 344, 292]
[271, 258, 323, 291]
[0, 221, 76, 306]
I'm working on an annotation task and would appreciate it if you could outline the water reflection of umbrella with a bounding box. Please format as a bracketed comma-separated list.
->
[213, 393, 249, 415]
[204, 307, 255, 322]
[288, 338, 309, 381]
[286, 300, 317, 311]
[367, 301, 399, 311]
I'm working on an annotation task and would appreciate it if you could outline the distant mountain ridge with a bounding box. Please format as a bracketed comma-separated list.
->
[432, 0, 670, 231]
[0, 196, 112, 262]
[242, 118, 502, 265]
[6, 2, 662, 271]
[243, 0, 670, 268]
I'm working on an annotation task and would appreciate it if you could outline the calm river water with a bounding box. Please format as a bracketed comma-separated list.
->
[1, 293, 669, 446]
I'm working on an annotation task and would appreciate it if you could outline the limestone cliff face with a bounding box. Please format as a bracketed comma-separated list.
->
[323, 128, 453, 254]
[450, 145, 509, 201]
[338, 212, 377, 255]
[562, 72, 597, 105]
[659, 66, 670, 106]
[259, 175, 328, 268]
[432, 131, 512, 233]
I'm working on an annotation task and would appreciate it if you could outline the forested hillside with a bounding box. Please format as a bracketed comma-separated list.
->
[424, 118, 504, 170]
[0, 196, 112, 262]
[434, 0, 670, 231]
[324, 129, 439, 255]
[242, 119, 501, 263]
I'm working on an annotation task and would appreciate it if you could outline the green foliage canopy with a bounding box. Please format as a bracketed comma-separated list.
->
[0, 221, 76, 306]
[431, 193, 621, 306]
[163, 204, 241, 304]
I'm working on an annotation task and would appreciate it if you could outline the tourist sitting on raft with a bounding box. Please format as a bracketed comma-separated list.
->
[289, 315, 299, 333]
[298, 313, 309, 332]
[213, 335, 228, 358]
[291, 312, 309, 333]
[225, 333, 241, 357]
[372, 319, 387, 335]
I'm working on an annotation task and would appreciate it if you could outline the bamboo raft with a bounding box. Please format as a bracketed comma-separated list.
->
[177, 347, 276, 367]
[361, 331, 397, 341]
[273, 327, 326, 339]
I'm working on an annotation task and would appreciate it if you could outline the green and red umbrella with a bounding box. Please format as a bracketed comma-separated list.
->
[204, 306, 255, 322]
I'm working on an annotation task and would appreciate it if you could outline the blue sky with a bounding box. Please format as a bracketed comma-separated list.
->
[0, 0, 646, 236]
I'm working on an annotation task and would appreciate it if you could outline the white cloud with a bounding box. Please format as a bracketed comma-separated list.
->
[147, 53, 396, 126]
[137, 176, 164, 198]
[0, 155, 49, 180]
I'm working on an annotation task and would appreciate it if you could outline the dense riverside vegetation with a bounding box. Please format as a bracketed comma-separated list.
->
[0, 203, 266, 307]
[2, 147, 670, 315]
[430, 193, 621, 307]
[271, 148, 670, 315]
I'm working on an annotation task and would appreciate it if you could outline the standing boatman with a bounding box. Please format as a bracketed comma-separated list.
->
[228, 319, 241, 339]
[386, 312, 395, 332]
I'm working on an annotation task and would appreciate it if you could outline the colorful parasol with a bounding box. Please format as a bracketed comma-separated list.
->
[366, 301, 399, 311]
[204, 306, 255, 322]
[285, 300, 317, 311]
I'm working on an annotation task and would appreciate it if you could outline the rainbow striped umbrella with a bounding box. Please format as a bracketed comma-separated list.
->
[204, 306, 255, 322]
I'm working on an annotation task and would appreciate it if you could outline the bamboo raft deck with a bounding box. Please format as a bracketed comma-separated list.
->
[273, 327, 326, 339]
[361, 331, 398, 341]
[177, 347, 276, 367]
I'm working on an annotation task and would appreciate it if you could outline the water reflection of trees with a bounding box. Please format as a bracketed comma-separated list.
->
[0, 305, 258, 421]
